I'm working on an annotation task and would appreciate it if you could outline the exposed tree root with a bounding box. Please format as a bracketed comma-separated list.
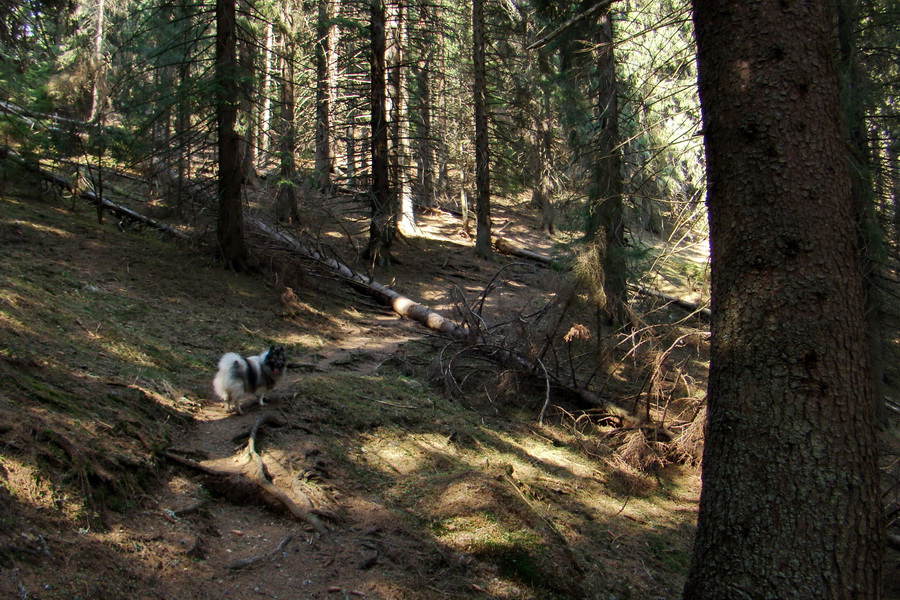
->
[164, 414, 329, 535]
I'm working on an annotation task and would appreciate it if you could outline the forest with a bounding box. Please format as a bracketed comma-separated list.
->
[0, 0, 899, 598]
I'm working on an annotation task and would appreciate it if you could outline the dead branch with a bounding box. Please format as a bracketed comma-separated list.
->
[225, 534, 294, 570]
[0, 145, 191, 241]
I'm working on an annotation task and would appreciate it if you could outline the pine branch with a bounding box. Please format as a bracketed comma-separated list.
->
[527, 0, 619, 51]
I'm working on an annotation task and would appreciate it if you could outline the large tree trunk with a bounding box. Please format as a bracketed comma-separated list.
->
[837, 0, 888, 429]
[472, 0, 492, 259]
[683, 0, 884, 598]
[363, 0, 395, 265]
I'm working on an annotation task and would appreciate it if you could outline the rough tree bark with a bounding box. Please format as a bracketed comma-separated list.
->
[836, 0, 888, 429]
[363, 0, 395, 265]
[585, 11, 627, 323]
[683, 0, 884, 598]
[215, 0, 249, 270]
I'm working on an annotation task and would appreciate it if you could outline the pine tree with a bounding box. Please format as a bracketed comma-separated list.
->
[683, 0, 884, 596]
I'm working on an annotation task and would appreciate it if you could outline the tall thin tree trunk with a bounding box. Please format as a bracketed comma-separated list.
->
[531, 114, 555, 234]
[88, 0, 106, 123]
[216, 0, 249, 270]
[275, 31, 299, 224]
[433, 0, 449, 198]
[260, 20, 275, 162]
[314, 0, 338, 189]
[472, 0, 492, 259]
[890, 137, 900, 242]
[683, 0, 884, 597]
[346, 109, 358, 186]
[175, 62, 191, 214]
[363, 0, 394, 265]
[585, 12, 627, 323]
[387, 0, 416, 235]
[413, 60, 436, 208]
[237, 5, 258, 187]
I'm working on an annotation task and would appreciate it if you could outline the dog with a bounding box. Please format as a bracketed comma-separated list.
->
[213, 346, 287, 414]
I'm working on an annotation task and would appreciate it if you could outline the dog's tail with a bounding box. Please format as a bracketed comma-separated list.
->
[217, 352, 243, 372]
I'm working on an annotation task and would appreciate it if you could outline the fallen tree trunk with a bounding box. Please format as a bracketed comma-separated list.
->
[249, 218, 468, 340]
[0, 145, 191, 242]
[250, 219, 637, 421]
[629, 284, 711, 319]
[490, 234, 710, 319]
[493, 236, 556, 266]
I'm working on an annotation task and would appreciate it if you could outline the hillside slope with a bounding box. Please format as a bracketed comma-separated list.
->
[0, 186, 701, 599]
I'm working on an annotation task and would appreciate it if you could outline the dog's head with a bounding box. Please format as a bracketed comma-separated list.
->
[264, 345, 287, 377]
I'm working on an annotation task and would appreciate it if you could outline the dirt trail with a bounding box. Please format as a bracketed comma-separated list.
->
[113, 206, 583, 599]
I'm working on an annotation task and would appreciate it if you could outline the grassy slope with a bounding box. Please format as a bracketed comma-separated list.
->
[0, 182, 700, 599]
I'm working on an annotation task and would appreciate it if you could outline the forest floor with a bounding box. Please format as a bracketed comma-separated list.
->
[0, 170, 896, 600]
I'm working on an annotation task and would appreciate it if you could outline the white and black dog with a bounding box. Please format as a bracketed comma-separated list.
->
[213, 346, 287, 414]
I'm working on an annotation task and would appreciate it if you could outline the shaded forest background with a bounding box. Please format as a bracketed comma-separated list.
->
[1, 0, 896, 276]
[1, 0, 900, 598]
[3, 0, 900, 416]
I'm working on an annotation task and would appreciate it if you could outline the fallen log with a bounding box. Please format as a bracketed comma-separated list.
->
[0, 145, 191, 242]
[630, 285, 711, 319]
[248, 218, 468, 340]
[251, 220, 637, 421]
[493, 236, 557, 266]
